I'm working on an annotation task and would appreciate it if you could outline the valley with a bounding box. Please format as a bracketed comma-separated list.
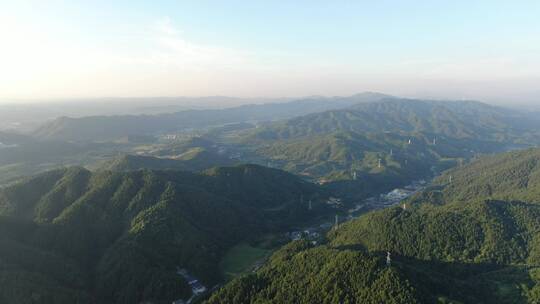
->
[209, 148, 540, 304]
[3, 3, 540, 303]
[2, 95, 540, 303]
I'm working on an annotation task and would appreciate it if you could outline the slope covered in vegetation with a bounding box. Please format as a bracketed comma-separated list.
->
[330, 200, 540, 266]
[250, 99, 540, 143]
[206, 241, 421, 304]
[210, 149, 540, 304]
[325, 150, 540, 303]
[429, 148, 540, 204]
[0, 165, 326, 304]
[207, 236, 539, 303]
[224, 98, 538, 201]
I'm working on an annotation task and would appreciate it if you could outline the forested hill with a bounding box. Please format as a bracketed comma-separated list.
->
[330, 199, 540, 266]
[228, 98, 539, 200]
[324, 200, 540, 302]
[0, 165, 327, 304]
[324, 150, 540, 302]
[426, 148, 540, 204]
[206, 241, 422, 304]
[208, 220, 540, 304]
[251, 130, 460, 200]
[252, 130, 499, 181]
[33, 93, 391, 142]
[210, 150, 540, 304]
[241, 127, 503, 201]
[248, 98, 540, 143]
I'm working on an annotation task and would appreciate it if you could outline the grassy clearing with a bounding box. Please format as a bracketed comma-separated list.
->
[220, 243, 272, 281]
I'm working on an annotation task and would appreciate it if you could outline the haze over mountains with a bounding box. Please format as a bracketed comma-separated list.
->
[0, 96, 293, 131]
[251, 98, 540, 141]
[31, 93, 390, 142]
[3, 93, 537, 194]
[3, 1, 540, 302]
[2, 93, 540, 197]
[27, 94, 539, 144]
[2, 92, 540, 304]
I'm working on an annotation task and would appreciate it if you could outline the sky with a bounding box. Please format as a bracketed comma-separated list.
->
[1, 0, 539, 104]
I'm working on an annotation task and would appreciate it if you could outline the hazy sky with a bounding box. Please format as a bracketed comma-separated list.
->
[1, 1, 539, 104]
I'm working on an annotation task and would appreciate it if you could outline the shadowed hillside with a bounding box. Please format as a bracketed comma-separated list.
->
[0, 165, 327, 304]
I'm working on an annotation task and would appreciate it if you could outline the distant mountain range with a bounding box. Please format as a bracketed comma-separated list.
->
[9, 95, 540, 200]
[247, 98, 540, 143]
[220, 97, 540, 200]
[0, 96, 295, 132]
[33, 93, 392, 142]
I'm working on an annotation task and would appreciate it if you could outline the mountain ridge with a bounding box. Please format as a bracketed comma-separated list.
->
[247, 98, 540, 143]
[0, 164, 327, 304]
[209, 148, 540, 304]
[33, 93, 392, 142]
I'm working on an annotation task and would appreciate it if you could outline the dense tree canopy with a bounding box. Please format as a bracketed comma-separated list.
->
[0, 164, 326, 304]
[210, 149, 540, 304]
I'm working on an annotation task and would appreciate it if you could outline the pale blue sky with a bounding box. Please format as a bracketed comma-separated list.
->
[1, 1, 539, 103]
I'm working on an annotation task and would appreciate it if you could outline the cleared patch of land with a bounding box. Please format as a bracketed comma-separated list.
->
[220, 243, 272, 281]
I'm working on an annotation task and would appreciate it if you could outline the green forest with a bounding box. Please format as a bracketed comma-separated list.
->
[0, 165, 327, 304]
[3, 97, 540, 303]
[209, 148, 540, 304]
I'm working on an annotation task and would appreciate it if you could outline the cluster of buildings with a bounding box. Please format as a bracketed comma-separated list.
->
[325, 197, 343, 208]
[286, 221, 339, 245]
[379, 180, 426, 205]
[351, 180, 427, 213]
[162, 133, 193, 141]
[286, 227, 322, 244]
[173, 268, 207, 304]
[384, 188, 413, 202]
